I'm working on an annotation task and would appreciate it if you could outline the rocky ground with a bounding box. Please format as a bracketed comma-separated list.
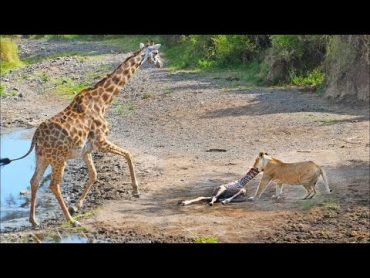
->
[1, 38, 369, 243]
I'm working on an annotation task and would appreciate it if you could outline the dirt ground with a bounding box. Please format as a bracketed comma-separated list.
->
[1, 39, 369, 243]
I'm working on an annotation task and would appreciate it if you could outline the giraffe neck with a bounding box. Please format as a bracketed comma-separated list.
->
[65, 50, 146, 117]
[238, 168, 259, 187]
[93, 50, 144, 107]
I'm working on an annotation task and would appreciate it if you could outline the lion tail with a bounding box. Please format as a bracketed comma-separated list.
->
[319, 167, 331, 193]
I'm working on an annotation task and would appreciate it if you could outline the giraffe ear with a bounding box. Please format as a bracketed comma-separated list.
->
[139, 43, 145, 49]
[152, 44, 161, 50]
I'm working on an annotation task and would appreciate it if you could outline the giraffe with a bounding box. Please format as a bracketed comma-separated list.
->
[1, 42, 163, 227]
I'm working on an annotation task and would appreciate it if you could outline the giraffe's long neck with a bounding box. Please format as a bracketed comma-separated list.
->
[92, 50, 144, 108]
[63, 50, 145, 118]
[238, 168, 259, 187]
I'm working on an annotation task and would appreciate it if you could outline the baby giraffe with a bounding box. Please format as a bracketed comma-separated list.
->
[1, 42, 163, 227]
[179, 167, 260, 206]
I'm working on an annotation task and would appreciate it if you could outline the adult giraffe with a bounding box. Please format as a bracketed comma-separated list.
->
[1, 42, 163, 227]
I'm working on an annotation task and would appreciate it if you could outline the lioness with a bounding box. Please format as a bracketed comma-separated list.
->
[249, 152, 331, 200]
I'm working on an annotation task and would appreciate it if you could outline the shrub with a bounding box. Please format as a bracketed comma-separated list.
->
[265, 35, 327, 84]
[291, 68, 325, 86]
[210, 35, 257, 66]
[0, 37, 23, 73]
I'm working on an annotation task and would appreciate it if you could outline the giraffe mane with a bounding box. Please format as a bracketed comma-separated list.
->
[92, 48, 143, 90]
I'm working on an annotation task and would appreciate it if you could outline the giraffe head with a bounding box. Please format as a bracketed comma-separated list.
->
[139, 42, 163, 68]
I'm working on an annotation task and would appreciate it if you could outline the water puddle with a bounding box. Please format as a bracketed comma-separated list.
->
[29, 231, 107, 243]
[0, 129, 107, 243]
[42, 234, 89, 243]
[0, 128, 56, 231]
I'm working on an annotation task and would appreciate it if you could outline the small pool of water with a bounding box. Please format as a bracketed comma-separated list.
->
[43, 234, 89, 243]
[1, 129, 104, 242]
[0, 129, 52, 226]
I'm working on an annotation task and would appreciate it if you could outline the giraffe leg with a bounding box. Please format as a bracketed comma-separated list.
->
[29, 156, 49, 227]
[221, 188, 246, 205]
[50, 162, 80, 227]
[98, 140, 139, 197]
[209, 185, 227, 206]
[179, 196, 212, 206]
[69, 153, 97, 215]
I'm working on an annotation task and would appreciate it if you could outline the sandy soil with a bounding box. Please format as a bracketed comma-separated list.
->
[1, 38, 369, 243]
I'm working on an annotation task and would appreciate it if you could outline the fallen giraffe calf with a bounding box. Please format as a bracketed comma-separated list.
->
[179, 167, 260, 206]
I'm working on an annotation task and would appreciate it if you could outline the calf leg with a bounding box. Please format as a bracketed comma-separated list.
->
[221, 188, 246, 205]
[209, 185, 227, 206]
[180, 196, 212, 206]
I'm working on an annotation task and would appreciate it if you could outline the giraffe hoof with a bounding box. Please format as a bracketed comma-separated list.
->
[30, 219, 40, 228]
[132, 192, 140, 198]
[177, 200, 185, 205]
[208, 202, 213, 206]
[71, 220, 82, 227]
[68, 206, 79, 215]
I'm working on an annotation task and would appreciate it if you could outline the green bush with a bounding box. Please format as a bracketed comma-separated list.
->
[194, 236, 218, 243]
[265, 35, 327, 84]
[291, 68, 325, 86]
[210, 35, 257, 66]
[45, 35, 83, 40]
[165, 35, 210, 68]
[0, 37, 23, 73]
[166, 35, 261, 68]
[271, 35, 303, 57]
[2, 34, 342, 90]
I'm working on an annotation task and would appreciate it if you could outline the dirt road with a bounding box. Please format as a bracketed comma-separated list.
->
[1, 39, 369, 243]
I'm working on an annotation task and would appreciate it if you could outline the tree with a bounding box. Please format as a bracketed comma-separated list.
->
[324, 35, 369, 101]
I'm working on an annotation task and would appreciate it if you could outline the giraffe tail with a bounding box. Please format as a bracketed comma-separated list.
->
[0, 137, 36, 167]
[0, 158, 12, 166]
[319, 167, 332, 193]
